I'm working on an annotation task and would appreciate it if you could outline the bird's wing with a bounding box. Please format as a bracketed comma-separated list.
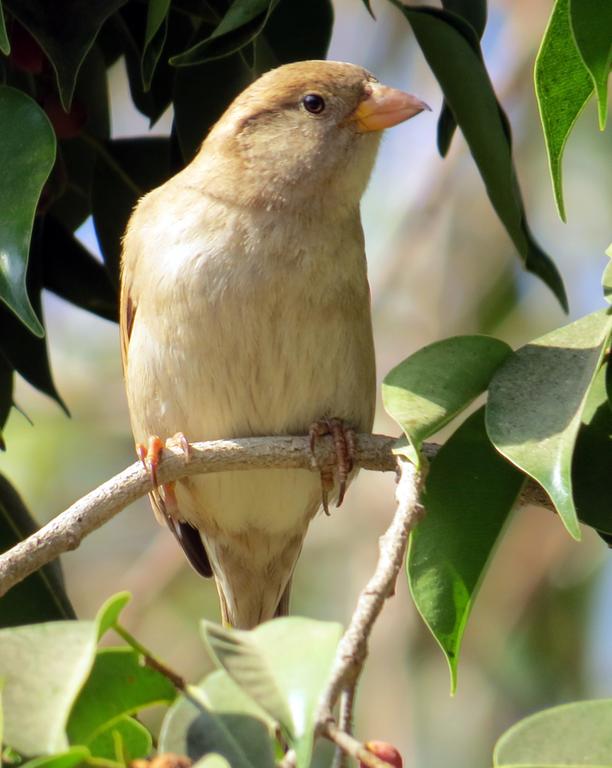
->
[119, 249, 213, 579]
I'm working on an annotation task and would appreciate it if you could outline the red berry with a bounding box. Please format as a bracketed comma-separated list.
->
[362, 741, 403, 768]
[43, 95, 87, 139]
[9, 23, 45, 74]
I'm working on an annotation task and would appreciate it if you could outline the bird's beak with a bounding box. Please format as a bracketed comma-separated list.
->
[351, 83, 430, 132]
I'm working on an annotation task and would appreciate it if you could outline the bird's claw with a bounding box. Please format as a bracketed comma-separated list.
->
[136, 432, 191, 489]
[309, 418, 356, 511]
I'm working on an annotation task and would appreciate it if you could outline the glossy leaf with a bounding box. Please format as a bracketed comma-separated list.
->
[437, 0, 487, 155]
[20, 747, 91, 768]
[0, 3, 9, 54]
[160, 670, 275, 768]
[42, 217, 117, 322]
[569, 0, 611, 130]
[4, 0, 128, 109]
[202, 617, 342, 768]
[382, 336, 512, 465]
[494, 699, 612, 766]
[572, 366, 612, 536]
[408, 408, 524, 692]
[0, 473, 76, 628]
[0, 87, 55, 336]
[486, 310, 612, 540]
[394, 3, 567, 310]
[0, 621, 99, 755]
[170, 0, 279, 67]
[67, 647, 175, 745]
[142, 0, 171, 90]
[87, 715, 151, 762]
[535, 0, 593, 221]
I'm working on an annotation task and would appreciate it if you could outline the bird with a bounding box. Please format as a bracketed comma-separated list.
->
[120, 60, 427, 629]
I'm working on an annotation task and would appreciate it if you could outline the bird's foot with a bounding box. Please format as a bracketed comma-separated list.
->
[309, 418, 356, 513]
[136, 432, 191, 489]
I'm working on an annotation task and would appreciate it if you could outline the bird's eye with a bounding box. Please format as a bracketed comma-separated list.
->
[302, 93, 325, 114]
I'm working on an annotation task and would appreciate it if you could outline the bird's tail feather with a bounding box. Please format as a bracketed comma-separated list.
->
[218, 576, 292, 629]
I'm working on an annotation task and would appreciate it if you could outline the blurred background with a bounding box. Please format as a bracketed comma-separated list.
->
[1, 0, 611, 766]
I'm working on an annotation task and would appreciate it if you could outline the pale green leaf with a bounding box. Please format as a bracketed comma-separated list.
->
[486, 310, 612, 540]
[87, 716, 152, 762]
[382, 336, 512, 465]
[20, 747, 91, 768]
[95, 591, 131, 639]
[494, 699, 612, 766]
[535, 0, 593, 221]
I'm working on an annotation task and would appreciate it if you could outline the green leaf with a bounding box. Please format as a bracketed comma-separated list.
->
[569, 0, 611, 130]
[437, 0, 487, 155]
[0, 621, 99, 755]
[572, 365, 612, 536]
[67, 647, 175, 745]
[603, 242, 612, 304]
[202, 617, 342, 768]
[0, 87, 55, 336]
[408, 408, 524, 693]
[0, 3, 9, 54]
[160, 670, 275, 768]
[486, 310, 612, 540]
[0, 354, 13, 445]
[87, 716, 151, 763]
[4, 0, 128, 109]
[193, 757, 232, 768]
[0, 473, 76, 628]
[382, 335, 512, 465]
[20, 747, 91, 768]
[493, 699, 612, 766]
[394, 4, 568, 310]
[42, 217, 118, 322]
[95, 591, 131, 639]
[535, 0, 594, 222]
[170, 0, 279, 67]
[142, 0, 171, 90]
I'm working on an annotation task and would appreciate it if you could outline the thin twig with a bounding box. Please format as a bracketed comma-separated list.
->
[317, 458, 424, 723]
[332, 687, 356, 768]
[322, 722, 396, 768]
[0, 433, 549, 598]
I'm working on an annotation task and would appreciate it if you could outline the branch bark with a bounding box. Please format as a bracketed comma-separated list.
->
[0, 433, 550, 598]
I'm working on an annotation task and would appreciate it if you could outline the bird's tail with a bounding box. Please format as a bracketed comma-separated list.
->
[217, 575, 293, 629]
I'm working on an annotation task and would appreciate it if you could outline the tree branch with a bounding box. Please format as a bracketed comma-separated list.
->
[0, 433, 550, 598]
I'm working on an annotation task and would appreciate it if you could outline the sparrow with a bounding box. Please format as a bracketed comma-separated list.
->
[120, 60, 427, 629]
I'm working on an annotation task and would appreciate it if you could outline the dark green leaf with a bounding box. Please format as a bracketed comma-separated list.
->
[0, 3, 9, 54]
[160, 670, 275, 768]
[173, 52, 252, 161]
[202, 618, 341, 768]
[42, 216, 118, 322]
[4, 0, 128, 109]
[486, 310, 612, 540]
[67, 647, 176, 745]
[493, 699, 612, 767]
[0, 473, 76, 628]
[142, 0, 171, 90]
[91, 137, 172, 284]
[572, 365, 612, 536]
[535, 0, 593, 221]
[170, 0, 278, 67]
[261, 0, 333, 66]
[382, 335, 512, 465]
[359, 0, 375, 20]
[408, 408, 524, 693]
[394, 4, 568, 310]
[437, 0, 487, 155]
[0, 620, 100, 755]
[87, 716, 151, 762]
[0, 87, 55, 336]
[569, 0, 611, 130]
[20, 747, 91, 768]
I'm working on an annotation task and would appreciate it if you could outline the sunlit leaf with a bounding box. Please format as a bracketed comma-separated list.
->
[408, 408, 524, 693]
[67, 647, 175, 745]
[0, 87, 54, 336]
[569, 0, 611, 130]
[4, 0, 128, 109]
[493, 699, 612, 766]
[0, 354, 13, 445]
[87, 716, 151, 762]
[202, 618, 342, 768]
[95, 591, 131, 639]
[0, 473, 76, 629]
[160, 670, 275, 768]
[382, 336, 511, 465]
[393, 3, 567, 309]
[486, 310, 612, 540]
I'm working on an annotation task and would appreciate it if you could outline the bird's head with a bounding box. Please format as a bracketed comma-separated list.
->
[195, 60, 428, 211]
